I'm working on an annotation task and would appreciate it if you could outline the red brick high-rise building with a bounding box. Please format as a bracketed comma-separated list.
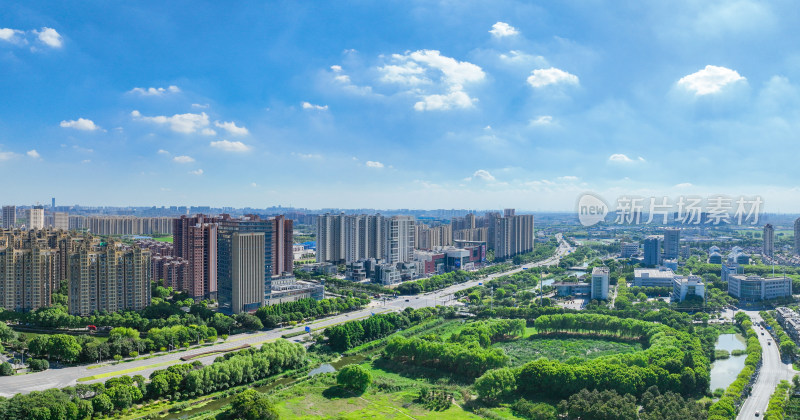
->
[173, 215, 219, 300]
[271, 215, 293, 276]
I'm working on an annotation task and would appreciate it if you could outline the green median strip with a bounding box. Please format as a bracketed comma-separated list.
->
[77, 359, 180, 382]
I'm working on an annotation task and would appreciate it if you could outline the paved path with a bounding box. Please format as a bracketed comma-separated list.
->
[737, 311, 796, 419]
[0, 236, 572, 397]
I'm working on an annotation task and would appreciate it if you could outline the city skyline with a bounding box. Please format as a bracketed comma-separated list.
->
[3, 2, 800, 211]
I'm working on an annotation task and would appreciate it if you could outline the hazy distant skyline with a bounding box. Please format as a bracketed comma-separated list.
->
[3, 1, 800, 211]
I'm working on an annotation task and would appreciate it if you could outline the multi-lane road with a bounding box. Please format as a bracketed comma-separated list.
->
[0, 235, 572, 397]
[737, 311, 796, 419]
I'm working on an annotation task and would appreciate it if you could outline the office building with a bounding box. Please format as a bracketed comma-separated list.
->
[591, 267, 609, 300]
[67, 240, 151, 316]
[217, 216, 274, 313]
[634, 267, 676, 288]
[643, 236, 662, 266]
[727, 274, 791, 301]
[2, 206, 16, 229]
[219, 232, 265, 314]
[672, 275, 704, 302]
[708, 251, 723, 264]
[271, 215, 293, 276]
[621, 242, 639, 258]
[795, 218, 800, 255]
[493, 212, 535, 259]
[663, 228, 680, 259]
[763, 224, 775, 257]
[28, 206, 45, 230]
[267, 274, 324, 304]
[721, 263, 741, 283]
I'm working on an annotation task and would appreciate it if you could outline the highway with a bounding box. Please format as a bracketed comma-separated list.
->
[737, 310, 796, 419]
[0, 235, 572, 397]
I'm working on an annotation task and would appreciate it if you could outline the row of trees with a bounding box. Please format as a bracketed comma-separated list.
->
[384, 335, 509, 377]
[0, 339, 306, 419]
[254, 297, 370, 328]
[449, 319, 525, 348]
[554, 385, 705, 420]
[708, 312, 762, 420]
[474, 313, 710, 402]
[760, 310, 798, 359]
[324, 307, 439, 351]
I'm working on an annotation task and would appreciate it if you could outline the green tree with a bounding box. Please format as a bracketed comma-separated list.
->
[92, 393, 113, 414]
[337, 365, 372, 393]
[475, 367, 517, 403]
[229, 389, 278, 420]
[0, 362, 14, 376]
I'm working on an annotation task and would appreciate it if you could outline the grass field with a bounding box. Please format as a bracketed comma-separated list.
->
[153, 236, 173, 243]
[494, 336, 643, 367]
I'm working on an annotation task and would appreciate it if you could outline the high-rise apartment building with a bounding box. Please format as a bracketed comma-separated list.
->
[415, 224, 453, 250]
[28, 206, 45, 230]
[316, 213, 346, 263]
[173, 215, 219, 299]
[67, 241, 151, 316]
[86, 216, 173, 235]
[663, 228, 680, 259]
[643, 235, 662, 266]
[2, 206, 16, 229]
[0, 232, 57, 312]
[763, 224, 775, 257]
[271, 215, 293, 276]
[794, 218, 800, 255]
[316, 213, 416, 264]
[384, 216, 415, 264]
[493, 212, 534, 259]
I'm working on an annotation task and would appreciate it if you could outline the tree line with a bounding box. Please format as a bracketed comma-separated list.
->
[324, 307, 439, 352]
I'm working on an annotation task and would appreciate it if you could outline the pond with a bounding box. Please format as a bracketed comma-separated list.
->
[709, 333, 747, 392]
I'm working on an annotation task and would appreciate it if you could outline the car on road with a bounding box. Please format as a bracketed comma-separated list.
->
[756, 411, 760, 416]
[405, 299, 409, 302]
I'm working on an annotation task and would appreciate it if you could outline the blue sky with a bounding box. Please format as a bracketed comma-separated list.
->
[2, 1, 800, 211]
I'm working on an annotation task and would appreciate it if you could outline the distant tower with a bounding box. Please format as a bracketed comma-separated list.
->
[2, 205, 16, 229]
[794, 218, 800, 255]
[643, 236, 662, 266]
[503, 208, 515, 218]
[763, 224, 774, 257]
[663, 228, 680, 260]
[51, 197, 55, 210]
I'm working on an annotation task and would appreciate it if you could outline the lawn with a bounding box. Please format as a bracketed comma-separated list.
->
[494, 336, 643, 367]
[271, 364, 480, 420]
[152, 236, 173, 243]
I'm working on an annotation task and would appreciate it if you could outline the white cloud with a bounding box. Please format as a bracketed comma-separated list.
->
[191, 103, 209, 109]
[188, 169, 203, 175]
[330, 67, 374, 95]
[251, 182, 258, 187]
[26, 150, 40, 159]
[292, 152, 322, 159]
[201, 128, 217, 136]
[157, 149, 170, 155]
[608, 153, 633, 163]
[214, 120, 249, 136]
[414, 89, 474, 111]
[489, 22, 519, 38]
[675, 182, 693, 188]
[129, 85, 180, 96]
[330, 65, 342, 72]
[81, 159, 91, 164]
[473, 169, 495, 181]
[527, 68, 580, 88]
[302, 102, 329, 110]
[60, 118, 99, 131]
[0, 28, 24, 44]
[132, 110, 212, 134]
[34, 27, 62, 48]
[366, 161, 384, 168]
[0, 151, 18, 161]
[210, 140, 251, 152]
[529, 115, 553, 126]
[558, 175, 579, 181]
[380, 50, 485, 111]
[677, 65, 745, 95]
[173, 155, 195, 163]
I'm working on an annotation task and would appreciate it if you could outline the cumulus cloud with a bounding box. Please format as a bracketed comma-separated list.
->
[210, 140, 251, 152]
[608, 153, 633, 163]
[60, 118, 99, 131]
[489, 22, 519, 38]
[302, 102, 329, 110]
[529, 115, 553, 126]
[0, 28, 24, 44]
[214, 120, 249, 136]
[0, 151, 19, 161]
[27, 150, 41, 159]
[379, 50, 485, 111]
[677, 65, 745, 95]
[173, 155, 195, 163]
[472, 169, 495, 181]
[330, 65, 374, 95]
[558, 175, 579, 181]
[188, 169, 203, 175]
[157, 149, 170, 155]
[34, 27, 62, 48]
[675, 182, 693, 188]
[129, 85, 180, 96]
[366, 161, 384, 168]
[527, 68, 580, 88]
[131, 110, 213, 134]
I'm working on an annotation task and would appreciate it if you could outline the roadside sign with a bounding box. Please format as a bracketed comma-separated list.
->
[305, 326, 311, 332]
